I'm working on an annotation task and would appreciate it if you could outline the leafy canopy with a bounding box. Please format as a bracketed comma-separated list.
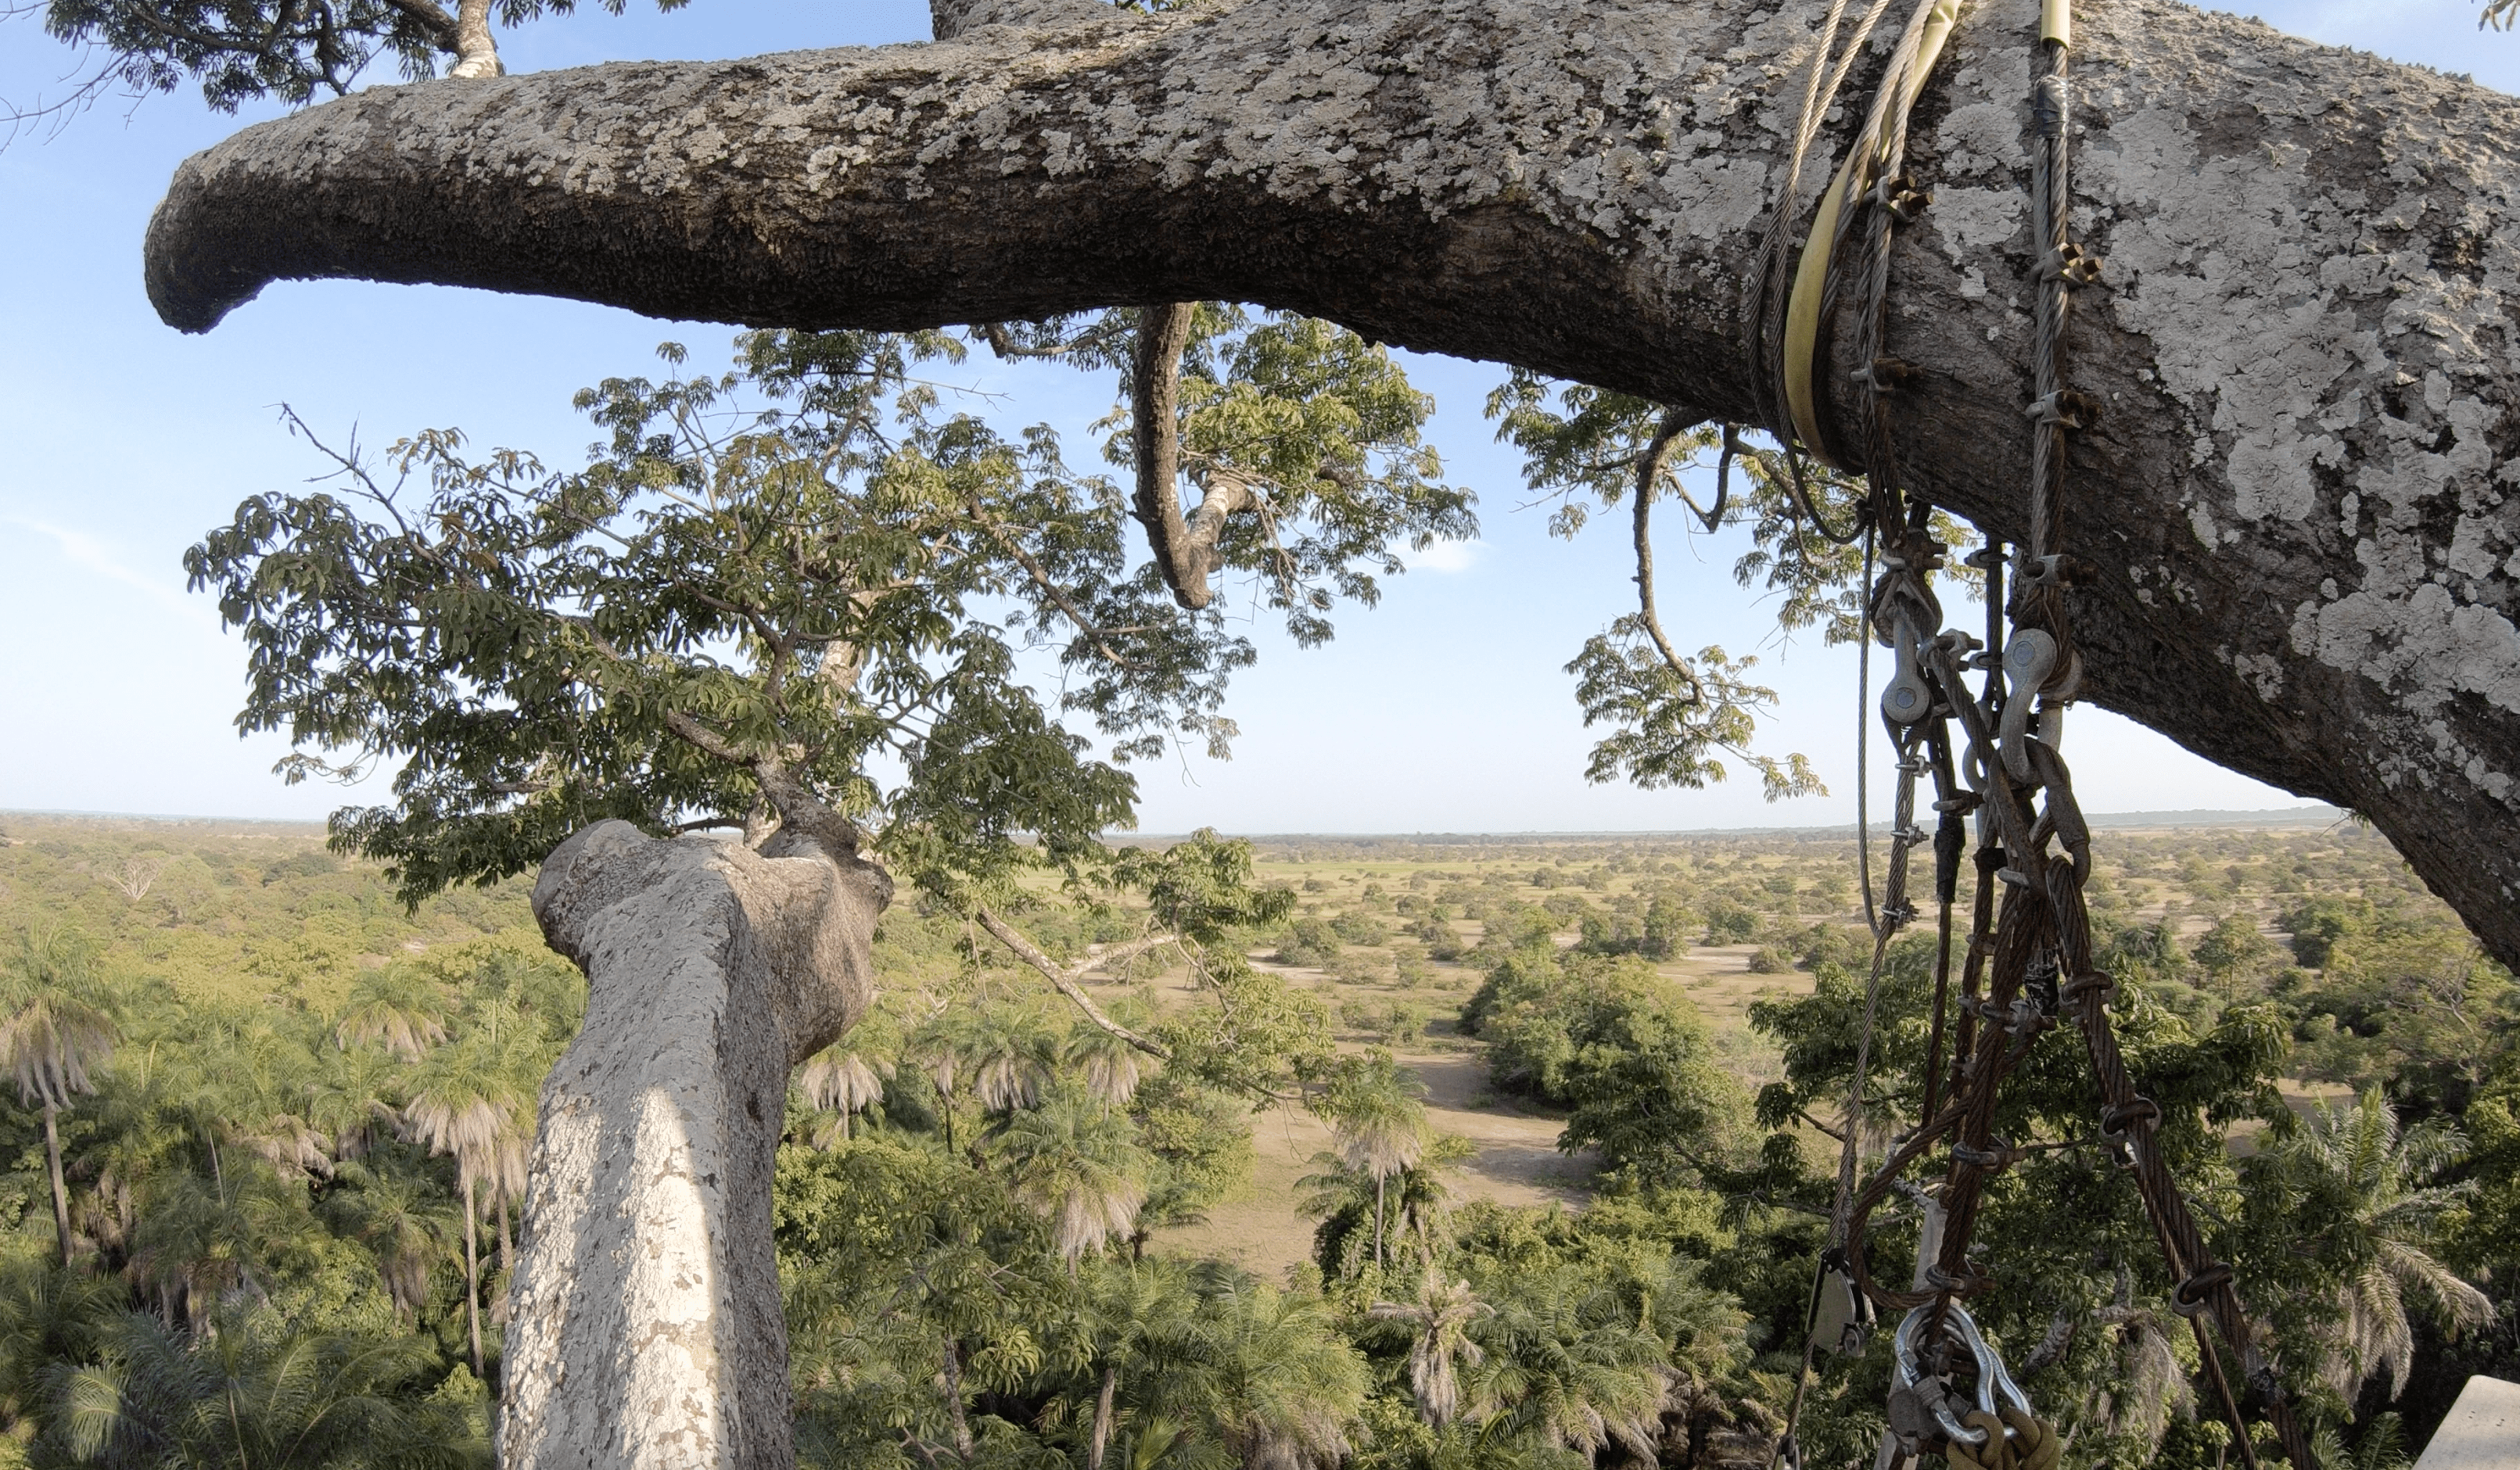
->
[185, 324, 1463, 905]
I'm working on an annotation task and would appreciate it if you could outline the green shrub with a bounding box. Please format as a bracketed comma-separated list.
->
[1328, 910, 1390, 946]
[1275, 916, 1342, 967]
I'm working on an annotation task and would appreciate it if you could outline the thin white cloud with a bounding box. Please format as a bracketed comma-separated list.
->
[1409, 538, 1485, 574]
[3, 516, 217, 628]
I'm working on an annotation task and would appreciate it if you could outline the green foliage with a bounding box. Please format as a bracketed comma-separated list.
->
[1703, 902, 1761, 945]
[777, 1137, 1368, 1470]
[1462, 943, 1745, 1187]
[2285, 924, 2517, 1115]
[1484, 373, 1984, 805]
[45, 1307, 485, 1468]
[33, 0, 680, 113]
[1276, 919, 1344, 970]
[10, 818, 2516, 1467]
[1153, 959, 1336, 1102]
[2238, 1088, 2493, 1405]
[188, 324, 1453, 910]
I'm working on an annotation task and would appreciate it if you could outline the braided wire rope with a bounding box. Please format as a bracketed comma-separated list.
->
[1753, 0, 2324, 1465]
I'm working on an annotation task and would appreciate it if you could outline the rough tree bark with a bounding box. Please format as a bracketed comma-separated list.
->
[505, 819, 888, 1468]
[139, 0, 2520, 973]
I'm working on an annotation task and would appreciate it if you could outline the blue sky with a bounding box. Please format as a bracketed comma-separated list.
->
[0, 0, 2507, 834]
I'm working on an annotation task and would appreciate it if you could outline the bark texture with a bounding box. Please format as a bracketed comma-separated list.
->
[144, 0, 2520, 965]
[506, 820, 889, 1470]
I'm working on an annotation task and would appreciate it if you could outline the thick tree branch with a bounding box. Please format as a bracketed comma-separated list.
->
[447, 0, 499, 77]
[1128, 302, 1233, 609]
[1631, 406, 1711, 700]
[2018, 1307, 2080, 1376]
[139, 0, 2520, 971]
[970, 905, 1175, 1059]
[659, 708, 867, 858]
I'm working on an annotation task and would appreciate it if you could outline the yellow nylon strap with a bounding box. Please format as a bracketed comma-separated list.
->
[1781, 0, 1966, 469]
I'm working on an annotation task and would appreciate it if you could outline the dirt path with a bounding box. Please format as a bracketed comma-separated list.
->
[1139, 941, 1811, 1280]
[1151, 1046, 1586, 1281]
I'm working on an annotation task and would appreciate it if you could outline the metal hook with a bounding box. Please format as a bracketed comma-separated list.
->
[1998, 632, 2058, 783]
[1881, 610, 1934, 729]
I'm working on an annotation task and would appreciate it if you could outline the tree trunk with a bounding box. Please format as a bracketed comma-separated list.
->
[1091, 1361, 1119, 1470]
[447, 0, 501, 79]
[140, 0, 2520, 973]
[494, 1181, 515, 1325]
[498, 821, 891, 1470]
[463, 1170, 484, 1379]
[942, 1339, 977, 1459]
[43, 1102, 71, 1267]
[1373, 1174, 1386, 1271]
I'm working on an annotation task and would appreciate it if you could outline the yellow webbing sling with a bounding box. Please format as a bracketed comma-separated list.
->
[1779, 0, 1965, 468]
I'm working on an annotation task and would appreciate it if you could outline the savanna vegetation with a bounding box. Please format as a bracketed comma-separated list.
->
[4, 808, 2513, 1470]
[5, 0, 2518, 1459]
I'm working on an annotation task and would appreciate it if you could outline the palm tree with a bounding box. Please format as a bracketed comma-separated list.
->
[2260, 1086, 2497, 1400]
[1064, 1016, 1150, 1110]
[324, 1156, 459, 1325]
[1075, 1261, 1200, 1470]
[1318, 1053, 1428, 1270]
[127, 1157, 298, 1332]
[1190, 1280, 1368, 1470]
[1463, 1263, 1677, 1463]
[995, 1091, 1148, 1268]
[967, 1006, 1058, 1113]
[302, 1042, 403, 1166]
[51, 1308, 486, 1468]
[1, 930, 120, 1266]
[1369, 1267, 1491, 1429]
[2083, 1264, 2195, 1453]
[799, 1039, 892, 1146]
[404, 1038, 528, 1376]
[910, 1008, 978, 1156]
[333, 966, 451, 1062]
[0, 1253, 124, 1444]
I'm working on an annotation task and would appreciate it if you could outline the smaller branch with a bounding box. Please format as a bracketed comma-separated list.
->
[967, 507, 1141, 669]
[978, 321, 1113, 359]
[971, 905, 1173, 1059]
[1741, 1192, 1833, 1220]
[376, 0, 461, 48]
[1631, 405, 1713, 703]
[2018, 1307, 2080, 1375]
[1795, 1107, 1848, 1144]
[659, 708, 865, 855]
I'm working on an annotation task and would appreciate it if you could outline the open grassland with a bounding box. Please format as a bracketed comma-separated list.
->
[1072, 816, 2415, 1274]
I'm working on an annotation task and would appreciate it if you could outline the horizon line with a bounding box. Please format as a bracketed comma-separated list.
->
[0, 802, 2352, 841]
